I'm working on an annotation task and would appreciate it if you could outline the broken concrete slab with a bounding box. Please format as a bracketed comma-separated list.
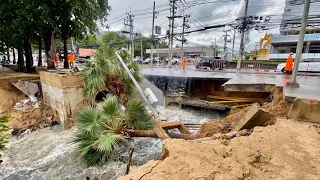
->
[290, 99, 320, 124]
[12, 80, 39, 96]
[232, 104, 274, 132]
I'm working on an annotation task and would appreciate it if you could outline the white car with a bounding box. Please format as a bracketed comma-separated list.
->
[166, 57, 181, 65]
[277, 58, 320, 72]
[143, 58, 151, 64]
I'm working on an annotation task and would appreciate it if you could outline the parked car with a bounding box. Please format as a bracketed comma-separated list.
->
[143, 58, 152, 64]
[166, 57, 181, 65]
[277, 58, 320, 73]
[76, 58, 89, 64]
[152, 57, 162, 64]
[134, 57, 144, 64]
[196, 56, 227, 69]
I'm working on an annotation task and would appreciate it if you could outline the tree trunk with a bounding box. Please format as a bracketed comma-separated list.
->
[12, 48, 16, 64]
[63, 37, 69, 69]
[131, 130, 203, 140]
[38, 38, 42, 67]
[6, 47, 10, 64]
[130, 130, 158, 138]
[24, 38, 33, 73]
[17, 48, 24, 71]
[44, 26, 55, 69]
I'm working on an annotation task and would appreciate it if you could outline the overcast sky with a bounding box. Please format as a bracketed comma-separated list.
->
[102, 0, 286, 52]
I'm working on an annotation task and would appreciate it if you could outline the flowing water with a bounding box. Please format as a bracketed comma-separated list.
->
[0, 106, 223, 180]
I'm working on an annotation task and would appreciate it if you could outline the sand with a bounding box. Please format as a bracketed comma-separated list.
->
[119, 119, 320, 180]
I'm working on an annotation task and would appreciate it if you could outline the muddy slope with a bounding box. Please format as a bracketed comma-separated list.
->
[119, 119, 320, 180]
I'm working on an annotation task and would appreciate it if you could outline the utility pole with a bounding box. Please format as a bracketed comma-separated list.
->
[237, 0, 249, 69]
[168, 0, 182, 68]
[231, 29, 236, 61]
[150, 1, 156, 65]
[290, 0, 311, 85]
[222, 30, 231, 54]
[140, 34, 143, 58]
[181, 15, 190, 62]
[214, 38, 216, 56]
[125, 10, 135, 59]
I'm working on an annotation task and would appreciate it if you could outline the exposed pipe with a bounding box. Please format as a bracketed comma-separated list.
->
[115, 51, 160, 122]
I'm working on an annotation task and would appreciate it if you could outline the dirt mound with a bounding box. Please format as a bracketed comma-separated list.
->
[0, 89, 25, 115]
[119, 119, 320, 180]
[0, 75, 55, 131]
[199, 107, 248, 136]
[10, 105, 54, 131]
[264, 89, 290, 118]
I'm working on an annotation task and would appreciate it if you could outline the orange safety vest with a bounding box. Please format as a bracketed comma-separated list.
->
[68, 53, 75, 63]
[284, 55, 293, 71]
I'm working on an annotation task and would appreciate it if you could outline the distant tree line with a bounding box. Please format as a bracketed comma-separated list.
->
[0, 0, 110, 72]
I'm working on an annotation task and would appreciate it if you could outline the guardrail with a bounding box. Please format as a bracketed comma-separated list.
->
[211, 62, 227, 70]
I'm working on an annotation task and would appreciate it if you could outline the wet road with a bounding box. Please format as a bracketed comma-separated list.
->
[142, 67, 320, 101]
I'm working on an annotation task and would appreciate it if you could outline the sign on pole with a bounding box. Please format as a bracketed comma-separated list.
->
[155, 26, 161, 34]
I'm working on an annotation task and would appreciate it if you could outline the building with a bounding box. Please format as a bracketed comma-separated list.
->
[78, 48, 96, 59]
[269, 0, 320, 60]
[145, 47, 215, 58]
[280, 0, 320, 34]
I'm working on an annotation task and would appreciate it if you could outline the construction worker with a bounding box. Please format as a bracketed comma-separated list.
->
[54, 52, 59, 68]
[284, 52, 294, 74]
[68, 52, 75, 69]
[182, 57, 188, 70]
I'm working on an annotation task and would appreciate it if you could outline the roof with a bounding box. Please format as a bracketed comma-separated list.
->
[271, 34, 320, 44]
[79, 48, 95, 57]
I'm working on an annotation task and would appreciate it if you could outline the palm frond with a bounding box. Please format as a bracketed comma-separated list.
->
[99, 95, 121, 118]
[93, 133, 126, 153]
[0, 116, 10, 151]
[74, 105, 104, 134]
[130, 115, 155, 130]
[125, 99, 155, 130]
[78, 47, 143, 100]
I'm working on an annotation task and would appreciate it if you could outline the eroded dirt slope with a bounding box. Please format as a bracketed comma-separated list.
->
[119, 119, 320, 180]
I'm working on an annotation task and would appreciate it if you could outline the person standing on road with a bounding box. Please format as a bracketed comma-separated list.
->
[182, 57, 188, 70]
[68, 52, 75, 69]
[54, 52, 59, 68]
[284, 52, 294, 74]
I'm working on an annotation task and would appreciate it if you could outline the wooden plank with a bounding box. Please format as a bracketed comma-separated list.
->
[207, 95, 261, 101]
[154, 124, 170, 140]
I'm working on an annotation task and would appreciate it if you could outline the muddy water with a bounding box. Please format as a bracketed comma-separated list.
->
[0, 106, 222, 180]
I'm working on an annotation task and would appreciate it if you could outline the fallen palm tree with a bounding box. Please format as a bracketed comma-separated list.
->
[73, 95, 155, 166]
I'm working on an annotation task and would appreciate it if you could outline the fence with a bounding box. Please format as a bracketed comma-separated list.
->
[211, 62, 227, 70]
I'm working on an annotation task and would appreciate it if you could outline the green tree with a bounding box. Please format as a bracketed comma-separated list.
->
[56, 0, 110, 68]
[101, 32, 129, 49]
[0, 0, 110, 70]
[76, 34, 100, 48]
[74, 95, 154, 166]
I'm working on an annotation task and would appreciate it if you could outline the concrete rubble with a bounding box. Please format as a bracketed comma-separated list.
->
[13, 99, 41, 113]
[232, 104, 274, 132]
[12, 80, 39, 96]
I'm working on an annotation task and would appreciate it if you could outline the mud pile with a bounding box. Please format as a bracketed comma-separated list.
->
[264, 90, 290, 118]
[199, 108, 247, 136]
[119, 119, 320, 180]
[0, 73, 56, 132]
